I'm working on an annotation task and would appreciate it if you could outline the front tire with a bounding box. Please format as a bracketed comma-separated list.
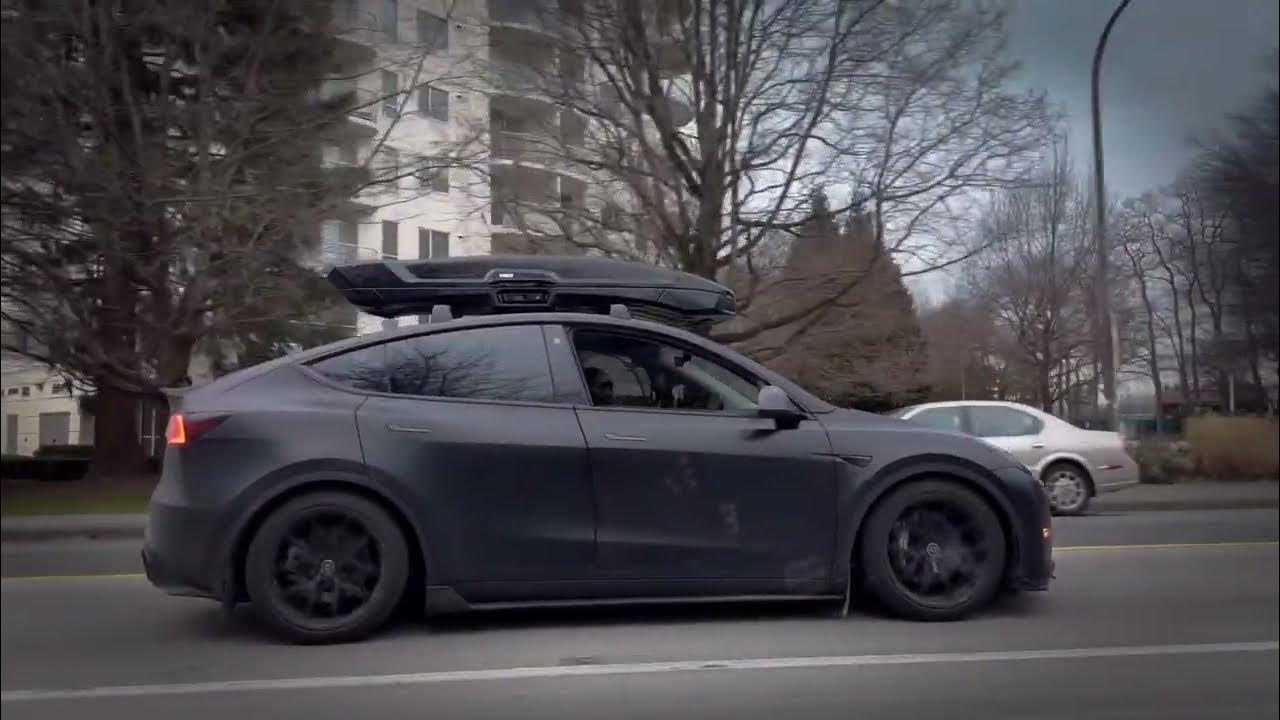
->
[245, 491, 409, 644]
[859, 480, 1006, 621]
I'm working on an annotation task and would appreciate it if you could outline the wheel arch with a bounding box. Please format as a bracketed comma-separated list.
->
[216, 464, 430, 605]
[838, 456, 1022, 589]
[1037, 453, 1096, 495]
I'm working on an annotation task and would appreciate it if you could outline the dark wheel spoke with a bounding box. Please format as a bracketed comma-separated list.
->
[271, 510, 383, 624]
[886, 497, 995, 606]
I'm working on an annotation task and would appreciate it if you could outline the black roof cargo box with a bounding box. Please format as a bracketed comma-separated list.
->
[326, 256, 735, 325]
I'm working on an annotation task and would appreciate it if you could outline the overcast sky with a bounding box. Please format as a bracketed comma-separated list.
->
[911, 0, 1278, 303]
[1007, 0, 1279, 197]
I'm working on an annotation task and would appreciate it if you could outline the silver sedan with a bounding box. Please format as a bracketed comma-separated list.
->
[890, 400, 1139, 515]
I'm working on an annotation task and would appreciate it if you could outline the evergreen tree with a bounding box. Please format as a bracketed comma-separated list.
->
[0, 0, 375, 474]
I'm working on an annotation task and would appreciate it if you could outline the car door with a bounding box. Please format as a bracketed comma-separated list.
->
[967, 405, 1050, 469]
[317, 323, 597, 586]
[556, 325, 837, 591]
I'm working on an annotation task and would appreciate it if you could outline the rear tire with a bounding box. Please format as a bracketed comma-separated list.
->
[859, 480, 1006, 621]
[245, 491, 409, 644]
[1044, 462, 1091, 516]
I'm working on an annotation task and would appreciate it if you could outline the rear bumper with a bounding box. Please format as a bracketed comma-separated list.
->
[142, 499, 221, 600]
[996, 466, 1054, 591]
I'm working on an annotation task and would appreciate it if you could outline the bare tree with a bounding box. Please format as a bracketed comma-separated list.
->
[474, 0, 1049, 343]
[965, 142, 1094, 413]
[1115, 199, 1166, 431]
[0, 0, 468, 474]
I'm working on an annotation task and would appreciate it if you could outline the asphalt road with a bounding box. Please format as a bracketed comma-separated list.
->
[1, 508, 1277, 719]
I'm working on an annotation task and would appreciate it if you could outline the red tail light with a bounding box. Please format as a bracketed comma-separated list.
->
[165, 414, 226, 447]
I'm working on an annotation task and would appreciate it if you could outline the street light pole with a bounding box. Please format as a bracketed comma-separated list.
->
[1091, 0, 1133, 431]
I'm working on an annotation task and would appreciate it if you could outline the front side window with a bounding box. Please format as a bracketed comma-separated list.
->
[572, 330, 759, 412]
[908, 407, 965, 432]
[969, 406, 1042, 438]
[385, 325, 554, 403]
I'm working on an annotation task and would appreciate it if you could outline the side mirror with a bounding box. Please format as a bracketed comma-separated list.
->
[757, 385, 805, 430]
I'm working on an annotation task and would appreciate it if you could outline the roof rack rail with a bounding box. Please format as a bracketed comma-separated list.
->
[608, 303, 632, 320]
[429, 304, 454, 323]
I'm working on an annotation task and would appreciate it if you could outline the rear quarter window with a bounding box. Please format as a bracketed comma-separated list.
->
[310, 344, 388, 392]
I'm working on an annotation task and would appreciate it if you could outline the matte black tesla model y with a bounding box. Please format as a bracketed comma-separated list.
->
[144, 256, 1052, 643]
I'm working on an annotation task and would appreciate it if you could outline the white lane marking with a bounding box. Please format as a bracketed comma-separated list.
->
[3, 641, 1276, 703]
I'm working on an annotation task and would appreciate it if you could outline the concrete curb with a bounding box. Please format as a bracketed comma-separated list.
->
[1, 514, 147, 543]
[1093, 497, 1280, 513]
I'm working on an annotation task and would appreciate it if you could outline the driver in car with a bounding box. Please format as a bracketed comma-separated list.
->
[583, 366, 615, 406]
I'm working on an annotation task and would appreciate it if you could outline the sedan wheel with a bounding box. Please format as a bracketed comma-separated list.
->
[860, 480, 1006, 621]
[1045, 464, 1090, 515]
[246, 492, 409, 644]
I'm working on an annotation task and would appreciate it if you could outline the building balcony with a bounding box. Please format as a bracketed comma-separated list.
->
[488, 0, 564, 36]
[317, 85, 380, 138]
[491, 130, 588, 177]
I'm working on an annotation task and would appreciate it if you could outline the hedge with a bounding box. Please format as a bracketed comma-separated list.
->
[0, 455, 89, 482]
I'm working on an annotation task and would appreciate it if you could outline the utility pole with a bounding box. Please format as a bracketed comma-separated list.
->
[1091, 0, 1133, 431]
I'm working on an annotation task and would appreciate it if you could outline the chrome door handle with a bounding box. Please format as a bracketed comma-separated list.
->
[388, 424, 433, 434]
[603, 433, 647, 442]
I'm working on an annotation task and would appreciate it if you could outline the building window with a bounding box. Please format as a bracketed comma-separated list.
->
[21, 387, 30, 397]
[382, 318, 398, 332]
[417, 10, 446, 51]
[381, 221, 399, 258]
[417, 85, 449, 121]
[51, 382, 68, 395]
[418, 228, 450, 259]
[380, 0, 398, 41]
[381, 70, 399, 117]
[5, 388, 17, 396]
[415, 161, 449, 193]
[337, 0, 359, 26]
[602, 203, 626, 230]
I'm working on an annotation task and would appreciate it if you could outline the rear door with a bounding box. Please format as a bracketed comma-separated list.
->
[316, 324, 596, 586]
[554, 325, 837, 590]
[967, 405, 1050, 469]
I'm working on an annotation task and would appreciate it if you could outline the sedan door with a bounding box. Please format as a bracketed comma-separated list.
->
[315, 324, 597, 588]
[557, 327, 838, 592]
[967, 405, 1052, 470]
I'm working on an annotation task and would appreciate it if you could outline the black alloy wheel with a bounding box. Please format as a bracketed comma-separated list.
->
[246, 491, 409, 643]
[860, 480, 1006, 621]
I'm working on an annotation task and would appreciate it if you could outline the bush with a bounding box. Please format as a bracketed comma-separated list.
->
[0, 455, 89, 482]
[1185, 416, 1280, 479]
[1130, 440, 1192, 483]
[33, 444, 95, 459]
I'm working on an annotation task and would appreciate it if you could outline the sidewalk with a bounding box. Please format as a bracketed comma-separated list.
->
[1, 482, 1276, 542]
[1093, 480, 1279, 513]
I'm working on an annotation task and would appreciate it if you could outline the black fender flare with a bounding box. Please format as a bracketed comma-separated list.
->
[831, 455, 1022, 586]
[209, 460, 432, 604]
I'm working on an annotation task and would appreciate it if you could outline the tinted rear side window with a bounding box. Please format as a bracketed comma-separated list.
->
[385, 325, 554, 403]
[310, 344, 388, 392]
[969, 406, 1042, 437]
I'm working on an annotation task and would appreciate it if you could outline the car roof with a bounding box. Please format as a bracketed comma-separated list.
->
[900, 400, 1062, 422]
